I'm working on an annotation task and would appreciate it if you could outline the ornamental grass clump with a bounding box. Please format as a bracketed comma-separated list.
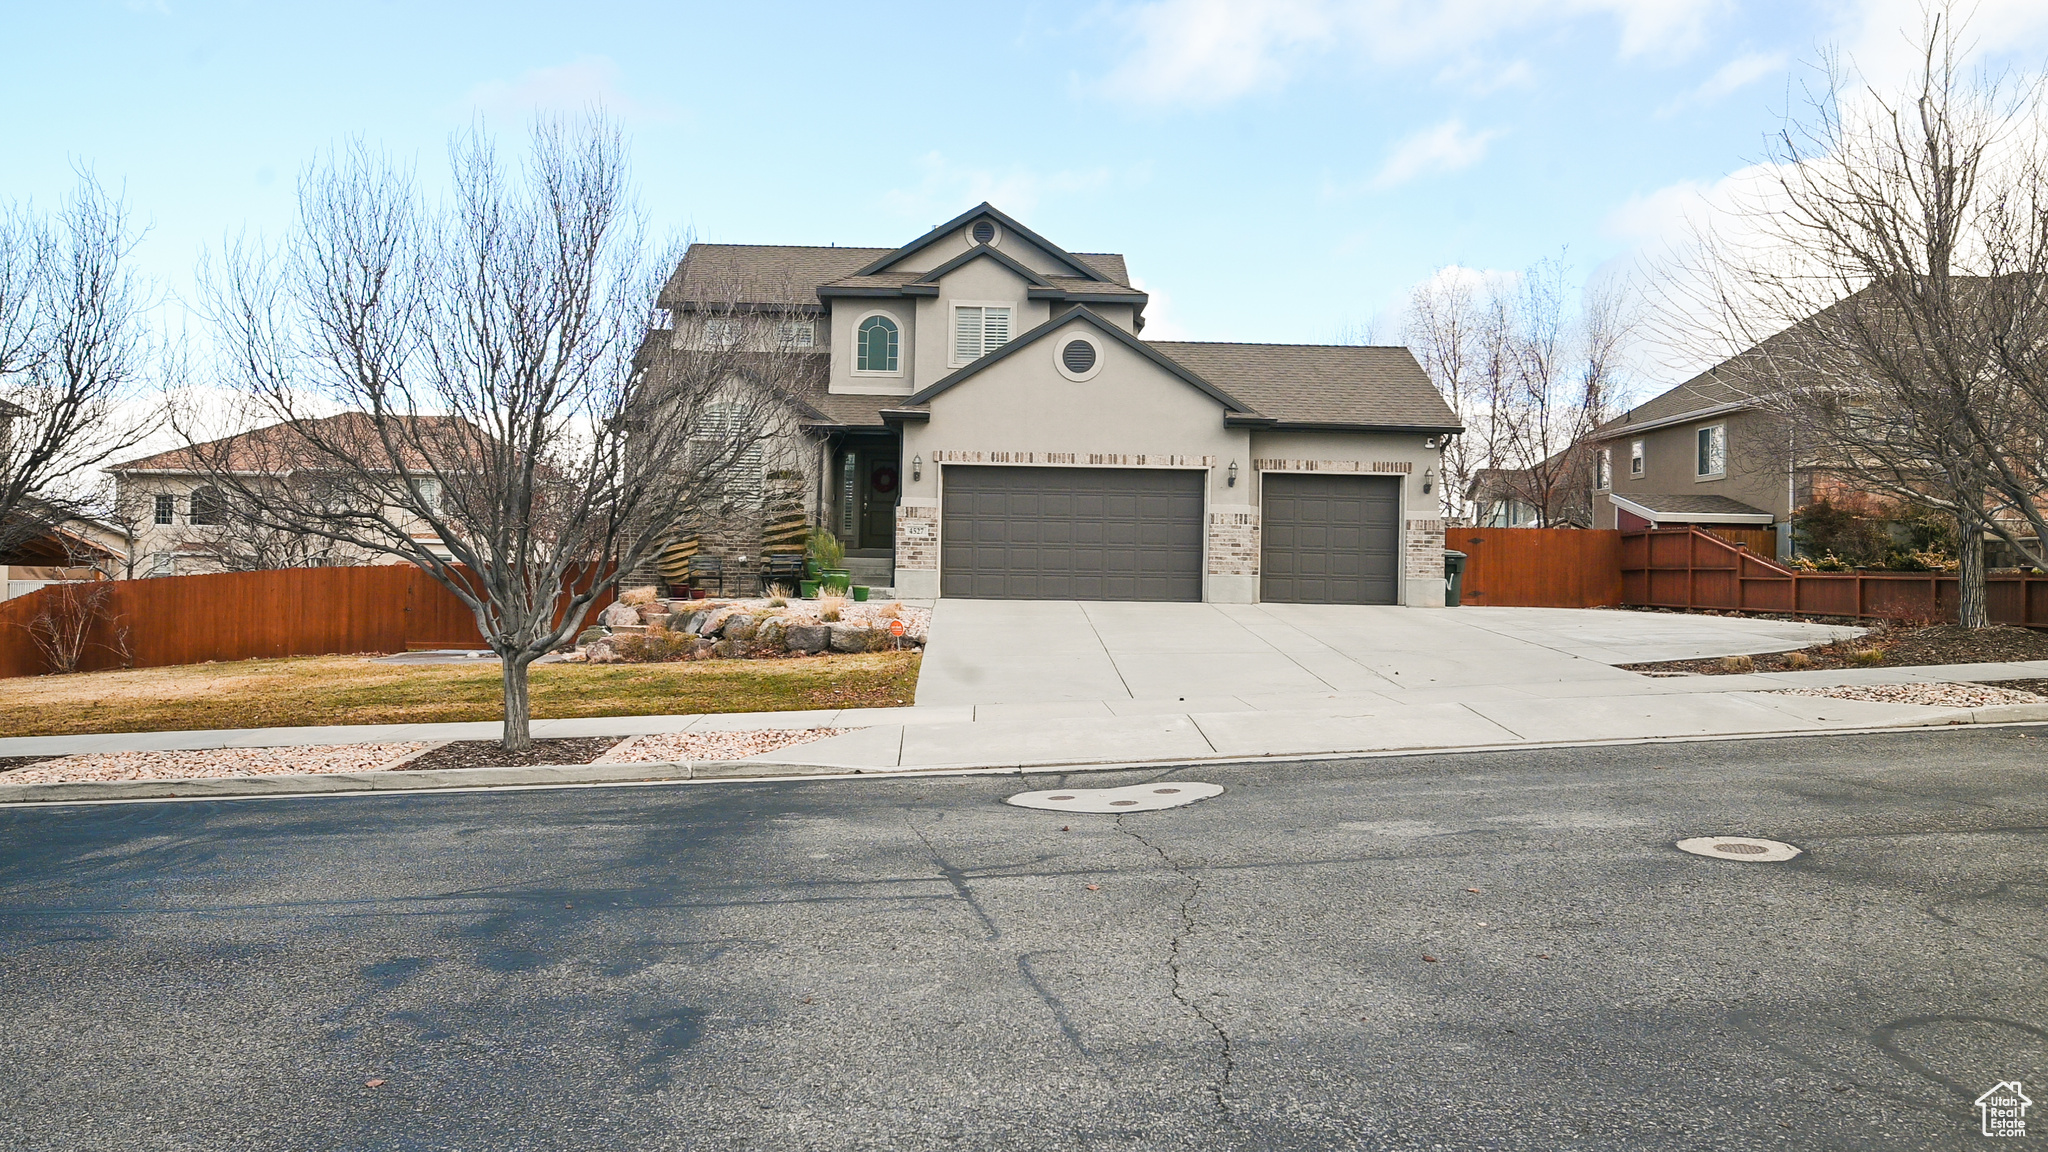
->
[1849, 648, 1886, 667]
[1784, 651, 1815, 670]
[1718, 654, 1756, 674]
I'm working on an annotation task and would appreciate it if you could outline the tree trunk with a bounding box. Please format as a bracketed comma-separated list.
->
[1956, 508, 1989, 629]
[500, 655, 535, 751]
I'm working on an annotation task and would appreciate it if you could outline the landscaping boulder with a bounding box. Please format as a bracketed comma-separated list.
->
[828, 623, 885, 653]
[710, 639, 738, 659]
[584, 639, 624, 664]
[692, 638, 717, 659]
[755, 616, 788, 646]
[785, 623, 830, 654]
[680, 611, 709, 635]
[721, 615, 759, 641]
[599, 601, 640, 628]
[575, 626, 607, 646]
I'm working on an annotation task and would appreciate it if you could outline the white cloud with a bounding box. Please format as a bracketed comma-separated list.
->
[461, 56, 677, 122]
[880, 152, 1117, 221]
[1370, 119, 1500, 188]
[1656, 50, 1785, 116]
[1102, 0, 1722, 105]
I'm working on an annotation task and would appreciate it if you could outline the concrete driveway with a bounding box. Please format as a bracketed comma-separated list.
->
[915, 600, 1862, 708]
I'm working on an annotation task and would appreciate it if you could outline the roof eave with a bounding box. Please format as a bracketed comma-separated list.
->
[1609, 494, 1775, 525]
[905, 306, 1257, 414]
[852, 202, 1111, 282]
[1255, 420, 1464, 435]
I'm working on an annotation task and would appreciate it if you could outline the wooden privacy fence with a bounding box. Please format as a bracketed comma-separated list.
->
[1447, 527, 1625, 608]
[0, 564, 615, 679]
[1620, 527, 2048, 627]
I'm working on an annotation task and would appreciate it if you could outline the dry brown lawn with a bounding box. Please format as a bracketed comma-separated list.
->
[0, 652, 922, 737]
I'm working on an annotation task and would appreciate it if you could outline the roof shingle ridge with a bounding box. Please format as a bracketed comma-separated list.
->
[1150, 339, 1410, 350]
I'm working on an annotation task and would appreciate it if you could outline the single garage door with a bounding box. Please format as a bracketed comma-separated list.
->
[941, 466, 1204, 601]
[1260, 473, 1401, 604]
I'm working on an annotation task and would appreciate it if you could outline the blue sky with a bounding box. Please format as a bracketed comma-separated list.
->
[6, 0, 2048, 382]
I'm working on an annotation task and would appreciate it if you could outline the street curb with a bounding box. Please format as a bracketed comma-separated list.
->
[4, 716, 2046, 807]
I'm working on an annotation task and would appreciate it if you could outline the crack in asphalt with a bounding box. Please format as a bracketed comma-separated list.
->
[1117, 815, 1237, 1128]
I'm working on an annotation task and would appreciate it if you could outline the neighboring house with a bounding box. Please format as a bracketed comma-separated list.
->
[1587, 346, 1793, 554]
[1466, 456, 1595, 529]
[105, 414, 460, 577]
[1, 514, 128, 601]
[646, 203, 1461, 604]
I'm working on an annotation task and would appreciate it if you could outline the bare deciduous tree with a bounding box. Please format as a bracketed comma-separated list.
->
[187, 117, 809, 750]
[1662, 5, 2048, 626]
[1404, 259, 1629, 525]
[0, 175, 155, 559]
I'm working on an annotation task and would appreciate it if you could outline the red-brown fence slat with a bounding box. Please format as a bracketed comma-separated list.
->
[1449, 528, 1624, 608]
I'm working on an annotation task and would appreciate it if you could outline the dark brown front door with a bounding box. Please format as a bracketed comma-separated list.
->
[839, 445, 898, 551]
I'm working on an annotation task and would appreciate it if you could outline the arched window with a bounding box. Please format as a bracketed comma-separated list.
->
[188, 486, 225, 526]
[856, 314, 899, 373]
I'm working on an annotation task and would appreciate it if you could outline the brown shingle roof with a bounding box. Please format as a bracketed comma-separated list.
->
[1616, 493, 1773, 517]
[663, 244, 1135, 311]
[109, 413, 478, 474]
[1149, 341, 1461, 429]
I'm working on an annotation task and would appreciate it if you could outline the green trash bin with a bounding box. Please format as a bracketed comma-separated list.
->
[1443, 550, 1467, 607]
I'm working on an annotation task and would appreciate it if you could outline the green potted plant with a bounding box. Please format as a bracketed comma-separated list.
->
[808, 529, 850, 595]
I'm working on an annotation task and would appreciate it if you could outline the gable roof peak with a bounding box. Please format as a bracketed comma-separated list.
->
[856, 203, 1112, 282]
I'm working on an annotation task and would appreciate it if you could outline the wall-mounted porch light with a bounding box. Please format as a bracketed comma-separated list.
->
[1227, 461, 1238, 487]
[911, 455, 923, 481]
[1422, 467, 1435, 494]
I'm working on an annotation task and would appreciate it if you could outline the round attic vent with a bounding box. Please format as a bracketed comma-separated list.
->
[971, 219, 998, 245]
[1062, 339, 1097, 374]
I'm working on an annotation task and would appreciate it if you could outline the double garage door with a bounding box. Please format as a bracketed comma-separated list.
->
[939, 466, 1402, 604]
[941, 466, 1204, 600]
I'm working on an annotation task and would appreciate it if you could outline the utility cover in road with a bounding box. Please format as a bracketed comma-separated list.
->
[1006, 781, 1223, 813]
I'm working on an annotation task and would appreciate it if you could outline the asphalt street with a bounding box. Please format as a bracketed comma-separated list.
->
[2, 727, 2045, 1151]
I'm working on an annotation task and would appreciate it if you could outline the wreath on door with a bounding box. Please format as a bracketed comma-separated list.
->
[871, 466, 899, 494]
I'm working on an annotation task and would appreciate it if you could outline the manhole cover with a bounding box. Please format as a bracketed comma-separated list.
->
[1676, 836, 1801, 862]
[1006, 782, 1224, 813]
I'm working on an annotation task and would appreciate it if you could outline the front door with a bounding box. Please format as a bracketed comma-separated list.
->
[840, 445, 898, 551]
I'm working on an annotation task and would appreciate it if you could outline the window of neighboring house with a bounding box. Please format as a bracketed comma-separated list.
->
[1696, 424, 1727, 478]
[409, 478, 442, 514]
[146, 552, 174, 577]
[1630, 440, 1645, 477]
[777, 321, 815, 349]
[703, 318, 742, 348]
[855, 314, 900, 373]
[153, 494, 174, 525]
[1596, 449, 1612, 491]
[188, 486, 225, 526]
[952, 305, 1012, 364]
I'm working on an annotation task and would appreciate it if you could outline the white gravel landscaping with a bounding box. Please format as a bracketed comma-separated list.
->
[0, 743, 431, 786]
[596, 728, 852, 763]
[1773, 682, 2048, 708]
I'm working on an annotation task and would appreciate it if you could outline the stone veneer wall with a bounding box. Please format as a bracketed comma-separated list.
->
[1207, 509, 1258, 577]
[1404, 517, 1446, 584]
[895, 499, 940, 572]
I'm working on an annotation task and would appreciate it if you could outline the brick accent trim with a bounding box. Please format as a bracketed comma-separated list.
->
[1254, 459, 1413, 474]
[932, 450, 1216, 467]
[1207, 510, 1259, 576]
[895, 503, 939, 571]
[1404, 517, 1446, 582]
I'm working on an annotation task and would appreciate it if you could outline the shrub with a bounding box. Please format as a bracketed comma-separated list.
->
[1793, 499, 1892, 567]
[808, 528, 845, 572]
[619, 586, 660, 606]
[1811, 552, 1855, 572]
[1849, 648, 1886, 667]
[818, 592, 848, 623]
[765, 582, 794, 608]
[875, 601, 903, 619]
[1784, 651, 1815, 670]
[1718, 654, 1756, 674]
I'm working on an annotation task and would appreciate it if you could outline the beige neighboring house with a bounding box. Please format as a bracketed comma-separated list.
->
[652, 203, 1462, 605]
[105, 414, 457, 577]
[1588, 351, 1793, 554]
[1, 515, 129, 600]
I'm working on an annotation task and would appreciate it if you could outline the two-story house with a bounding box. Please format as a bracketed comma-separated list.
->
[650, 204, 1462, 605]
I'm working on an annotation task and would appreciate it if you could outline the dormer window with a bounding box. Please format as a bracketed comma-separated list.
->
[952, 305, 1011, 364]
[856, 314, 900, 373]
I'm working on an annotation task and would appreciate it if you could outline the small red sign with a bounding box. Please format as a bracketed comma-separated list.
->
[888, 619, 906, 636]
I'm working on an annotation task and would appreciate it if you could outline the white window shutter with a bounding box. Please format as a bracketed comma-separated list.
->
[983, 307, 1010, 351]
[954, 307, 982, 361]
